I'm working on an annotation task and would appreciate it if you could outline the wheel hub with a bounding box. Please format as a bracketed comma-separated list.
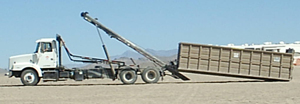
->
[146, 71, 156, 81]
[124, 72, 133, 81]
[24, 73, 35, 83]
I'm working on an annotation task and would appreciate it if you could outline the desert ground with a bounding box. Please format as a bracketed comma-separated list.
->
[0, 67, 300, 104]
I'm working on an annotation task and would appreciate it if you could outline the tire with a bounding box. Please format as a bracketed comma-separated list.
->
[141, 68, 160, 83]
[20, 69, 40, 86]
[119, 69, 137, 84]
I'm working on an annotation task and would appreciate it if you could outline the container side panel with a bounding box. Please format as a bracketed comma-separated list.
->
[178, 42, 293, 81]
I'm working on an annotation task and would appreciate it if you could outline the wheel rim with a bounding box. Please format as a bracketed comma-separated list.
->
[146, 70, 156, 81]
[124, 72, 133, 82]
[24, 73, 35, 83]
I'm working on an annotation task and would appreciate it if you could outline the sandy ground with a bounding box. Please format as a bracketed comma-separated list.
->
[0, 67, 300, 104]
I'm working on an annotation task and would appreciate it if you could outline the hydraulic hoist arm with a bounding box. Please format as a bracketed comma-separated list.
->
[81, 12, 189, 80]
[81, 12, 166, 67]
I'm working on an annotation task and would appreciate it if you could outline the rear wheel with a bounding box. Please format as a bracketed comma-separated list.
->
[20, 69, 40, 86]
[141, 68, 160, 83]
[119, 69, 137, 84]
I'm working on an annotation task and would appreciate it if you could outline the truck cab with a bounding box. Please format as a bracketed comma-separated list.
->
[8, 38, 58, 81]
[34, 38, 58, 68]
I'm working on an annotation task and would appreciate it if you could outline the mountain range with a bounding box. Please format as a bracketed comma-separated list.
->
[111, 48, 177, 60]
[81, 49, 178, 69]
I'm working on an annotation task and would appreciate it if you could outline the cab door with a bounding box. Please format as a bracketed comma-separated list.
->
[37, 42, 57, 68]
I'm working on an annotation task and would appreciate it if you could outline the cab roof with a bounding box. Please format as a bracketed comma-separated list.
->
[36, 38, 56, 43]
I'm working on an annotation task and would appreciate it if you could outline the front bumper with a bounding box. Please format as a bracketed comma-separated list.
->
[4, 70, 12, 77]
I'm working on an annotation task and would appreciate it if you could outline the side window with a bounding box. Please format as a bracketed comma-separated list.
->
[34, 42, 40, 53]
[41, 42, 52, 52]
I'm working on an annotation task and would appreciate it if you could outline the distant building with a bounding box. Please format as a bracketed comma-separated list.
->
[224, 41, 300, 65]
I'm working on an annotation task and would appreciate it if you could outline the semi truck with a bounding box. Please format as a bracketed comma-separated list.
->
[5, 12, 294, 86]
[5, 12, 189, 86]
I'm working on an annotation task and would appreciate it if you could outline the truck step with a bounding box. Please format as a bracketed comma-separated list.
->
[43, 70, 59, 80]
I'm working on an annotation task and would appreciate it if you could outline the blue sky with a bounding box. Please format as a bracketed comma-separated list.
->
[0, 1, 299, 68]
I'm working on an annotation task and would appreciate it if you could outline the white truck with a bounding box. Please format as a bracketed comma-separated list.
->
[5, 12, 189, 86]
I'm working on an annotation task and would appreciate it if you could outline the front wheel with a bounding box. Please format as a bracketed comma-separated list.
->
[141, 68, 160, 83]
[20, 69, 40, 86]
[119, 69, 137, 84]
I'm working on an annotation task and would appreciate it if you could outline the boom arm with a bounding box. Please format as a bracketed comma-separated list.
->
[81, 12, 166, 67]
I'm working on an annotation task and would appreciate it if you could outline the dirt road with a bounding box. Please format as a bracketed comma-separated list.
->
[0, 67, 299, 104]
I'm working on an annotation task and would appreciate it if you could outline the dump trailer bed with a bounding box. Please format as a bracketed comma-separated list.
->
[177, 42, 293, 81]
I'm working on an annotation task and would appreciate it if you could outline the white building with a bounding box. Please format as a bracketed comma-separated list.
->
[224, 41, 300, 65]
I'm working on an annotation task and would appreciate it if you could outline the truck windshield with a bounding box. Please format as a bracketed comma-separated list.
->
[34, 42, 40, 53]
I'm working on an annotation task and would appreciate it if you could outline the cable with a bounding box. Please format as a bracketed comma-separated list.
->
[96, 25, 105, 45]
[95, 25, 116, 80]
